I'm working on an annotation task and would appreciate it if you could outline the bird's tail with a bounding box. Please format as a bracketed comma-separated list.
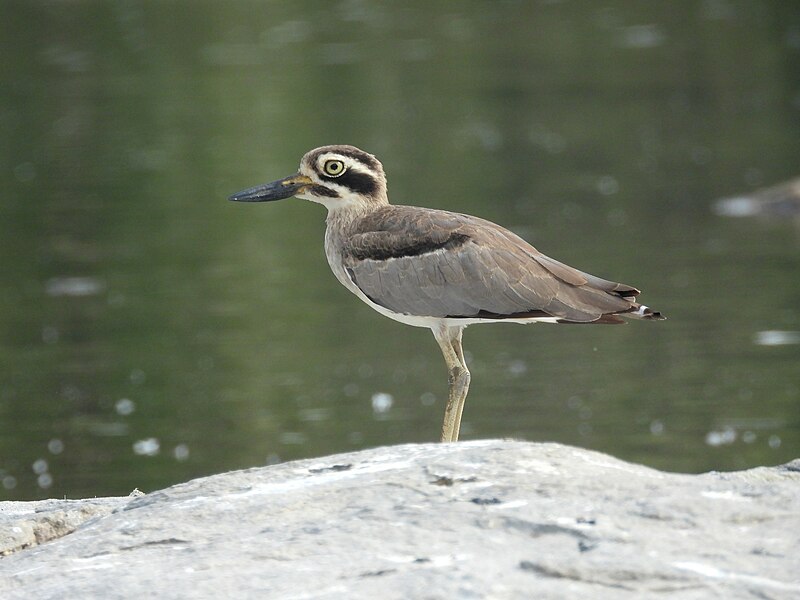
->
[560, 303, 665, 325]
[623, 303, 666, 321]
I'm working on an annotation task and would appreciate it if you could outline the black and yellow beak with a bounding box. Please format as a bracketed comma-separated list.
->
[228, 174, 313, 203]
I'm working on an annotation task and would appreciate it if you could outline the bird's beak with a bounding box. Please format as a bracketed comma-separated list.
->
[228, 174, 313, 203]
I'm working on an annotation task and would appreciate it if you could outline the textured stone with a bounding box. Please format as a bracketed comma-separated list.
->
[0, 498, 127, 556]
[0, 441, 798, 599]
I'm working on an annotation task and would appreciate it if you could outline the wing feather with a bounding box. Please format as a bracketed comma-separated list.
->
[341, 206, 638, 322]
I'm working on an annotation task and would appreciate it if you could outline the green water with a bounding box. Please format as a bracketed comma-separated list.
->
[1, 1, 799, 499]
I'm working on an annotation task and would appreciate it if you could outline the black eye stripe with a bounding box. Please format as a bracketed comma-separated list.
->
[310, 185, 340, 198]
[317, 170, 378, 196]
[335, 171, 378, 197]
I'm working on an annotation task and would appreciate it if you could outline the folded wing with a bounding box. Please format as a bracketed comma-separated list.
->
[342, 206, 649, 323]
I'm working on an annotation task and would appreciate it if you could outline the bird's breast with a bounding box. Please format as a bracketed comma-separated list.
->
[323, 226, 357, 292]
[323, 221, 443, 329]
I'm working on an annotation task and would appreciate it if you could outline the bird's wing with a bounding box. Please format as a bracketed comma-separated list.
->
[341, 206, 638, 322]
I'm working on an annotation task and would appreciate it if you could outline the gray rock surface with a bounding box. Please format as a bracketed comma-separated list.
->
[1, 440, 798, 599]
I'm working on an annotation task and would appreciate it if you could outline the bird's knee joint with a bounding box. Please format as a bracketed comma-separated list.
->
[448, 366, 470, 385]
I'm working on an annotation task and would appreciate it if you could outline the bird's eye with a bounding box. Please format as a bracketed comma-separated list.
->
[323, 159, 346, 177]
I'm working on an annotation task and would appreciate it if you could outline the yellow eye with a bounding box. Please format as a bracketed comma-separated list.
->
[323, 159, 346, 177]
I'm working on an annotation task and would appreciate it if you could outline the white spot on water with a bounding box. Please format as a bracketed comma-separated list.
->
[705, 428, 736, 446]
[713, 196, 760, 217]
[173, 444, 190, 461]
[262, 20, 311, 48]
[459, 121, 503, 151]
[567, 396, 582, 410]
[371, 392, 394, 414]
[754, 330, 800, 346]
[597, 175, 620, 196]
[298, 408, 331, 422]
[529, 125, 567, 154]
[616, 25, 666, 48]
[115, 398, 135, 416]
[279, 432, 307, 445]
[45, 277, 105, 297]
[133, 438, 160, 456]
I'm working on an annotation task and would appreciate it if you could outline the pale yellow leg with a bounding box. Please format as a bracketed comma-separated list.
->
[433, 325, 471, 442]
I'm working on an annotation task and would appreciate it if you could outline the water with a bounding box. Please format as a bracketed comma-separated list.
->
[1, 1, 799, 499]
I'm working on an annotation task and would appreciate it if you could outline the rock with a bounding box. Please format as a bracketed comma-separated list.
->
[1, 440, 798, 599]
[713, 177, 800, 218]
[0, 498, 126, 556]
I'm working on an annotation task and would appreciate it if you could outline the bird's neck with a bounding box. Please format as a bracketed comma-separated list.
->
[325, 198, 387, 229]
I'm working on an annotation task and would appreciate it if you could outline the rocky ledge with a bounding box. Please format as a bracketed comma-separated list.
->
[1, 440, 799, 599]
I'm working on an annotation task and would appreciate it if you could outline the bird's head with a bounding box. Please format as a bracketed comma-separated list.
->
[228, 145, 388, 211]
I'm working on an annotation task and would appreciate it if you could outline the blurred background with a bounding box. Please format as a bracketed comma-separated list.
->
[1, 1, 799, 500]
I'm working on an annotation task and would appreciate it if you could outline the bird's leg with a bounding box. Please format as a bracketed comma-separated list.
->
[433, 325, 471, 443]
[449, 327, 470, 441]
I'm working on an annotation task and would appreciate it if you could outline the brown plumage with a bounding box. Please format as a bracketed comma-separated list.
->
[341, 205, 660, 324]
[229, 145, 665, 442]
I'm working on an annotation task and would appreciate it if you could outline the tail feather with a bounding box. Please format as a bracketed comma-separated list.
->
[557, 303, 665, 325]
[624, 303, 665, 320]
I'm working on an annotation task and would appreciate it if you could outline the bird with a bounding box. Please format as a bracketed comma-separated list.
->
[229, 145, 665, 443]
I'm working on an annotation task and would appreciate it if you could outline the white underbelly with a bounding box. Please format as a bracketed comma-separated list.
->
[328, 257, 554, 328]
[374, 308, 557, 328]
